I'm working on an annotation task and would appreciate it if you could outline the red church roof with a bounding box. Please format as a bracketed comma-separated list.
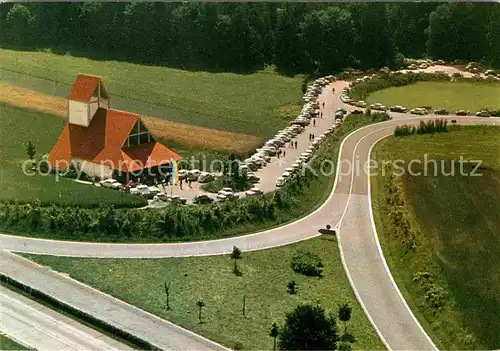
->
[48, 108, 182, 172]
[68, 74, 100, 101]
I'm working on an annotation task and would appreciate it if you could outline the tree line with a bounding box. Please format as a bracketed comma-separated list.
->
[1, 2, 499, 74]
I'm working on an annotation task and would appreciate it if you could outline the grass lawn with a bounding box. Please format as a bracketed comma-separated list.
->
[0, 335, 30, 351]
[0, 49, 304, 138]
[24, 237, 384, 350]
[365, 81, 500, 112]
[371, 125, 500, 349]
[0, 103, 146, 207]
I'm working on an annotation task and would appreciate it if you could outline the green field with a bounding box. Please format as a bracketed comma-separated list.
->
[0, 335, 30, 351]
[371, 126, 500, 349]
[0, 49, 304, 138]
[365, 81, 500, 112]
[0, 103, 146, 207]
[24, 238, 384, 350]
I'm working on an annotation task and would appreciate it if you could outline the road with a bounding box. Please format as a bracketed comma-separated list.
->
[0, 285, 132, 351]
[1, 64, 498, 350]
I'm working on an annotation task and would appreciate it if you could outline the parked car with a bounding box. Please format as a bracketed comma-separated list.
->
[247, 173, 260, 183]
[135, 184, 154, 199]
[178, 169, 188, 180]
[455, 110, 469, 116]
[410, 107, 428, 115]
[485, 69, 497, 76]
[351, 109, 363, 115]
[198, 172, 214, 183]
[157, 193, 170, 202]
[193, 194, 214, 204]
[370, 103, 386, 111]
[99, 178, 117, 188]
[390, 105, 407, 113]
[245, 187, 263, 197]
[434, 108, 449, 115]
[187, 169, 201, 181]
[170, 195, 187, 205]
[276, 177, 286, 187]
[475, 110, 490, 117]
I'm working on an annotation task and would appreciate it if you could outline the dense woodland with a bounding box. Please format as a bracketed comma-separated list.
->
[1, 2, 499, 74]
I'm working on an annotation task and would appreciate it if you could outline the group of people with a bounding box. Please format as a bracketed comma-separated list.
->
[308, 133, 316, 141]
[277, 149, 286, 158]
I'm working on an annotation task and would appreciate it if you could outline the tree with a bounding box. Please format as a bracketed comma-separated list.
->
[196, 299, 206, 323]
[278, 304, 338, 350]
[269, 322, 280, 351]
[26, 141, 36, 160]
[287, 280, 297, 294]
[231, 245, 242, 259]
[164, 280, 171, 310]
[338, 303, 352, 334]
[4, 4, 34, 47]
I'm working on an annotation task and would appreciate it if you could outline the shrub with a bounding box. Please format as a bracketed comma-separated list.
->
[287, 280, 297, 294]
[233, 342, 244, 350]
[291, 250, 324, 277]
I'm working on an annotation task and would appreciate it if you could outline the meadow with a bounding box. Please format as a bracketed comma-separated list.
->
[371, 125, 500, 349]
[365, 81, 500, 112]
[24, 237, 384, 350]
[0, 83, 260, 154]
[0, 49, 305, 139]
[0, 103, 146, 207]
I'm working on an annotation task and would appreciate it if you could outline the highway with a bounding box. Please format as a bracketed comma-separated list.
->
[1, 64, 498, 350]
[0, 285, 132, 351]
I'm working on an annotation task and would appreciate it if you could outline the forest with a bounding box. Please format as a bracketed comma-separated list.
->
[1, 2, 499, 74]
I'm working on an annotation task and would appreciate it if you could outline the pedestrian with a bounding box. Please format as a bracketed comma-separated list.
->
[277, 150, 281, 158]
[308, 133, 311, 141]
[179, 178, 183, 190]
[322, 102, 325, 108]
[295, 140, 298, 149]
[283, 150, 286, 158]
[188, 179, 192, 188]
[313, 119, 316, 127]
[320, 111, 323, 118]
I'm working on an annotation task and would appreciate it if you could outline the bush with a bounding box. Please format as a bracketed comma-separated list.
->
[287, 280, 297, 294]
[291, 250, 324, 277]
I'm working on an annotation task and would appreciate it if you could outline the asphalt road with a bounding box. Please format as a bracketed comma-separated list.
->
[0, 285, 132, 351]
[1, 65, 498, 350]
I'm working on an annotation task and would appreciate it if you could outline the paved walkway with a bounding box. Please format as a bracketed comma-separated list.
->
[0, 251, 228, 351]
[1, 285, 132, 351]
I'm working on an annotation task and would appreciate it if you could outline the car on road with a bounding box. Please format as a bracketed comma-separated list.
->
[390, 105, 407, 113]
[475, 110, 490, 117]
[434, 108, 449, 115]
[193, 194, 214, 204]
[455, 110, 469, 116]
[410, 107, 428, 115]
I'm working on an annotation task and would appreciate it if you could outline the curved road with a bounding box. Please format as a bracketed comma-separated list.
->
[2, 67, 498, 350]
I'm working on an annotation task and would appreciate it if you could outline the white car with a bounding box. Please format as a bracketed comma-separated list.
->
[245, 187, 263, 197]
[148, 186, 161, 195]
[216, 194, 227, 202]
[410, 108, 428, 115]
[285, 167, 294, 173]
[355, 100, 367, 108]
[99, 178, 116, 188]
[135, 184, 152, 198]
[282, 171, 292, 179]
[370, 103, 386, 111]
[276, 177, 286, 187]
